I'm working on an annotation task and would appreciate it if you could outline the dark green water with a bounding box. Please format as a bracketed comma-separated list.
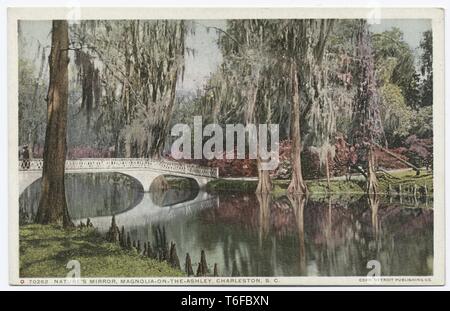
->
[19, 173, 433, 277]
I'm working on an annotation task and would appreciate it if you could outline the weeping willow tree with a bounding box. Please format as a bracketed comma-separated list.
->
[268, 20, 335, 195]
[198, 20, 335, 193]
[18, 23, 48, 155]
[72, 20, 189, 158]
[302, 20, 336, 189]
[350, 20, 384, 195]
[214, 20, 276, 193]
[74, 49, 101, 131]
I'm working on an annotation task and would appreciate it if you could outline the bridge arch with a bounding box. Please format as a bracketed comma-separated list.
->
[19, 171, 42, 195]
[76, 191, 219, 230]
[18, 158, 218, 195]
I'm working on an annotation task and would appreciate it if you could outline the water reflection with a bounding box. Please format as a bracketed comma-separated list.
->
[151, 187, 198, 207]
[256, 193, 270, 244]
[19, 173, 143, 224]
[19, 173, 433, 277]
[288, 194, 307, 275]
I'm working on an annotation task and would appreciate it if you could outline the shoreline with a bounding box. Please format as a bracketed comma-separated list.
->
[205, 169, 433, 198]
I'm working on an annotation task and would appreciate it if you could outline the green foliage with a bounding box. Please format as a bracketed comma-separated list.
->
[305, 180, 366, 194]
[372, 28, 432, 146]
[377, 169, 433, 193]
[206, 179, 257, 193]
[188, 20, 336, 144]
[379, 82, 414, 143]
[206, 170, 432, 196]
[18, 19, 433, 177]
[375, 37, 432, 144]
[410, 106, 433, 138]
[166, 176, 199, 190]
[71, 20, 189, 158]
[206, 177, 368, 195]
[18, 47, 47, 148]
[372, 27, 419, 109]
[20, 224, 184, 277]
[420, 30, 433, 107]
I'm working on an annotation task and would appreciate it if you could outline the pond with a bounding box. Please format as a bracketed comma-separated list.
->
[19, 173, 433, 277]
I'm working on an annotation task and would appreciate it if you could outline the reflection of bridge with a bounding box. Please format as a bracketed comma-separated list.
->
[18, 158, 218, 194]
[77, 191, 219, 230]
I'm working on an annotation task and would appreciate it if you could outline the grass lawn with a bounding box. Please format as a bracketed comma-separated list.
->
[20, 224, 184, 278]
[377, 169, 433, 193]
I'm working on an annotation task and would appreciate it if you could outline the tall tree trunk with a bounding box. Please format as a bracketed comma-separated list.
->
[352, 21, 384, 195]
[256, 158, 272, 193]
[35, 20, 72, 227]
[288, 62, 308, 194]
[244, 78, 272, 194]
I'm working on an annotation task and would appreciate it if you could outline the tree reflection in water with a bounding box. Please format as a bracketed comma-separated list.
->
[20, 173, 434, 277]
[288, 194, 307, 275]
[196, 193, 432, 276]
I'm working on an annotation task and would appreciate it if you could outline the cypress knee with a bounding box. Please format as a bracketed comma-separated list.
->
[106, 215, 120, 243]
[169, 242, 181, 269]
[137, 240, 141, 254]
[120, 226, 125, 247]
[185, 253, 194, 276]
[196, 263, 205, 277]
[200, 250, 209, 274]
[126, 233, 131, 249]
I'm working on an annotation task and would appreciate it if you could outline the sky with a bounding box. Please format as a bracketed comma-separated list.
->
[177, 20, 226, 92]
[19, 19, 431, 93]
[370, 19, 431, 64]
[370, 19, 431, 50]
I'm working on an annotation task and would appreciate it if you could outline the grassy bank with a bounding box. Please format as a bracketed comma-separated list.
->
[205, 179, 258, 193]
[20, 224, 184, 278]
[206, 169, 433, 196]
[206, 178, 365, 196]
[377, 169, 433, 193]
[166, 176, 199, 190]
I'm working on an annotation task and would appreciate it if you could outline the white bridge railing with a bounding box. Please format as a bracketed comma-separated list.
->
[19, 158, 219, 178]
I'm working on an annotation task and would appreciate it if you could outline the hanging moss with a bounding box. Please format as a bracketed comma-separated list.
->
[72, 20, 188, 158]
[75, 49, 101, 129]
[350, 20, 385, 147]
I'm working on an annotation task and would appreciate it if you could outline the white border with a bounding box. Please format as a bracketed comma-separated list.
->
[1, 0, 448, 291]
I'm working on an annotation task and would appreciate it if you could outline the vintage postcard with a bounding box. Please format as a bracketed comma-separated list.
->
[8, 7, 445, 286]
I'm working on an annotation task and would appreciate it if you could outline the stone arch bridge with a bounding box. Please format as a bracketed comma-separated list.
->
[18, 158, 219, 194]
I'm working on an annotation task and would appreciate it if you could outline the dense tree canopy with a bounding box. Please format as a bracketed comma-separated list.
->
[18, 19, 434, 194]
